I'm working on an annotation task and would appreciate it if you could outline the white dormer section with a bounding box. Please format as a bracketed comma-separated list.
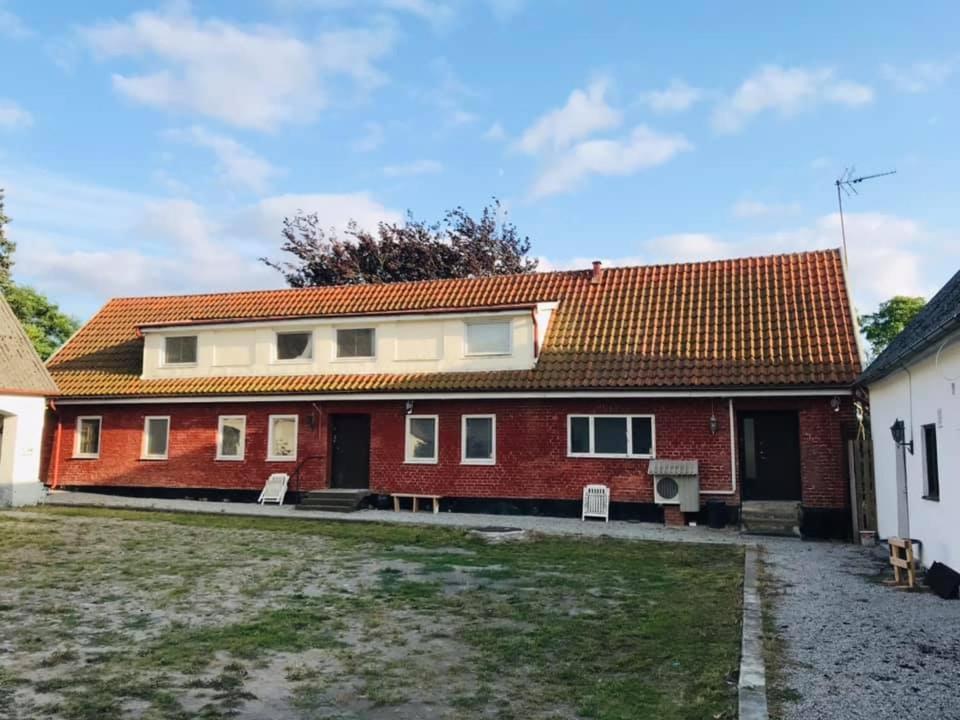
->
[139, 305, 558, 380]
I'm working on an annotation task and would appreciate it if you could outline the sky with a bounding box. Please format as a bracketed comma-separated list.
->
[1, 1, 959, 322]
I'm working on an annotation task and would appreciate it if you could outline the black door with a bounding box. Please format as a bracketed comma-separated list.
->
[739, 411, 801, 501]
[330, 414, 371, 489]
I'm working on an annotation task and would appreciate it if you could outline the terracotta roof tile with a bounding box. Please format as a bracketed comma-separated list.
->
[48, 249, 861, 398]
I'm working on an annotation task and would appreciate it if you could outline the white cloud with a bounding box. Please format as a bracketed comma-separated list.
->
[0, 99, 31, 129]
[0, 6, 28, 37]
[639, 79, 702, 113]
[352, 121, 385, 152]
[166, 126, 278, 193]
[382, 0, 455, 27]
[530, 125, 691, 199]
[732, 199, 801, 219]
[517, 78, 622, 154]
[82, 6, 395, 131]
[484, 121, 506, 141]
[712, 65, 874, 133]
[383, 159, 443, 177]
[420, 57, 478, 126]
[243, 193, 402, 240]
[881, 60, 956, 93]
[487, 0, 524, 21]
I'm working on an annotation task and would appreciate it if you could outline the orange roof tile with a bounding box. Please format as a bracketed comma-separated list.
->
[48, 249, 861, 398]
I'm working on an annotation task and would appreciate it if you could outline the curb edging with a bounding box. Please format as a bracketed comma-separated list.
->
[739, 546, 769, 719]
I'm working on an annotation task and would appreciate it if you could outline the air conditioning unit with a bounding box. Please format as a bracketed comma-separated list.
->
[649, 459, 699, 512]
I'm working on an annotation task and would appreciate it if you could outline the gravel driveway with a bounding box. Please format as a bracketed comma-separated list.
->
[762, 539, 960, 720]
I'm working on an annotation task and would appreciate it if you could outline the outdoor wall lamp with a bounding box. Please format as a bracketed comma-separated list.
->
[405, 400, 414, 415]
[890, 419, 914, 455]
[830, 396, 841, 413]
[708, 413, 719, 435]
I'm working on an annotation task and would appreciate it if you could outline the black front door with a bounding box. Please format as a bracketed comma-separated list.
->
[739, 411, 802, 501]
[330, 414, 371, 489]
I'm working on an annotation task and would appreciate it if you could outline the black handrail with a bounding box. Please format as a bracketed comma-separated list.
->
[288, 455, 325, 499]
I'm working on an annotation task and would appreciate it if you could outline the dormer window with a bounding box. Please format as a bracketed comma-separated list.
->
[465, 320, 511, 356]
[276, 331, 313, 361]
[164, 336, 197, 365]
[336, 328, 375, 358]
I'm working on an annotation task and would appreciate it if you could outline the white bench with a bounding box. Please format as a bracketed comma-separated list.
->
[391, 493, 441, 514]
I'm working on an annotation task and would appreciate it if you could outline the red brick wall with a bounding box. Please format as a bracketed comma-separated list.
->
[46, 396, 852, 510]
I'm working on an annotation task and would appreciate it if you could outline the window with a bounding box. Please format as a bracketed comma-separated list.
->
[164, 335, 197, 365]
[465, 320, 511, 356]
[922, 424, 940, 500]
[74, 416, 102, 458]
[405, 415, 438, 463]
[462, 415, 495, 464]
[141, 416, 170, 460]
[276, 331, 312, 361]
[567, 415, 655, 458]
[217, 416, 246, 460]
[336, 328, 375, 358]
[267, 415, 298, 461]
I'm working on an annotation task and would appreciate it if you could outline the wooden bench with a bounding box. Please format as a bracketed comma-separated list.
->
[391, 493, 441, 514]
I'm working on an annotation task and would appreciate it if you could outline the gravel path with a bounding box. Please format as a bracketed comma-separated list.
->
[762, 539, 960, 720]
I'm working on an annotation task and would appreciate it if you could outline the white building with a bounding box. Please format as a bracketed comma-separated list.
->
[0, 295, 58, 506]
[862, 270, 960, 570]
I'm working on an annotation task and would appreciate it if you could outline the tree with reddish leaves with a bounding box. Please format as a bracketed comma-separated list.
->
[262, 199, 538, 287]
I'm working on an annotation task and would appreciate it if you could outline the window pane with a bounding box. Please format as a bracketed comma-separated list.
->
[924, 424, 939, 497]
[337, 328, 374, 358]
[146, 418, 168, 457]
[466, 321, 510, 354]
[743, 418, 757, 479]
[220, 418, 244, 457]
[270, 417, 297, 458]
[570, 417, 590, 454]
[594, 417, 627, 454]
[408, 418, 436, 459]
[631, 417, 653, 455]
[464, 417, 493, 460]
[277, 332, 312, 360]
[79, 419, 100, 455]
[165, 336, 197, 364]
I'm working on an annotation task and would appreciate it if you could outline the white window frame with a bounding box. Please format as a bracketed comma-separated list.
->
[273, 330, 314, 363]
[73, 416, 102, 459]
[163, 335, 198, 366]
[405, 414, 439, 464]
[334, 327, 376, 361]
[267, 414, 299, 462]
[216, 415, 247, 461]
[141, 415, 170, 460]
[461, 414, 496, 465]
[464, 319, 512, 357]
[566, 414, 656, 459]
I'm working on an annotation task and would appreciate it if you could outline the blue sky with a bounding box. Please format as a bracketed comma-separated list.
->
[1, 0, 958, 321]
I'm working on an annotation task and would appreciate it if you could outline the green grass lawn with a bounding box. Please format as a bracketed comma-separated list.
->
[0, 507, 743, 720]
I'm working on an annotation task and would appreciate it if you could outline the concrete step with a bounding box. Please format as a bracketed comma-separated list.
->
[297, 490, 370, 513]
[741, 501, 801, 537]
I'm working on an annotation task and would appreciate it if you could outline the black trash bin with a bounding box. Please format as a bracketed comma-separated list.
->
[706, 500, 727, 529]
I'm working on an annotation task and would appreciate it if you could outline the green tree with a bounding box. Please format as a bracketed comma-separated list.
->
[860, 295, 926, 357]
[0, 188, 80, 359]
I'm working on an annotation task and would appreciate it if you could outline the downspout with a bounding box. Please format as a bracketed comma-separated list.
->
[702, 397, 738, 496]
[531, 308, 540, 358]
[49, 399, 63, 490]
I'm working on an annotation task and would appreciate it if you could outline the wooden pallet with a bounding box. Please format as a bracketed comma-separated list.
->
[888, 537, 916, 588]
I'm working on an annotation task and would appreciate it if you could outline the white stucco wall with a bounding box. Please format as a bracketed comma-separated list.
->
[140, 309, 548, 381]
[0, 394, 48, 507]
[867, 329, 960, 569]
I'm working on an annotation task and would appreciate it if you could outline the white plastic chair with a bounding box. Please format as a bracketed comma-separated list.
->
[581, 484, 610, 522]
[258, 473, 289, 505]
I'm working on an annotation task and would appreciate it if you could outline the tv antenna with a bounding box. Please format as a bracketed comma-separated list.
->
[835, 167, 896, 265]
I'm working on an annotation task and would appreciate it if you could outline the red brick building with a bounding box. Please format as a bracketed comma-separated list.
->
[43, 249, 862, 536]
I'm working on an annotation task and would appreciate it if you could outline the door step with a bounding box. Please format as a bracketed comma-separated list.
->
[297, 489, 371, 513]
[741, 501, 802, 537]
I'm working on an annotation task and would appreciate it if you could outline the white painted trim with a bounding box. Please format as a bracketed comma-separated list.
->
[139, 308, 535, 334]
[162, 335, 199, 367]
[461, 414, 496, 465]
[267, 414, 298, 462]
[273, 330, 314, 363]
[55, 388, 854, 405]
[141, 415, 170, 460]
[405, 414, 439, 464]
[73, 416, 102, 458]
[702, 397, 738, 496]
[334, 327, 376, 361]
[566, 414, 656, 459]
[216, 415, 246, 461]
